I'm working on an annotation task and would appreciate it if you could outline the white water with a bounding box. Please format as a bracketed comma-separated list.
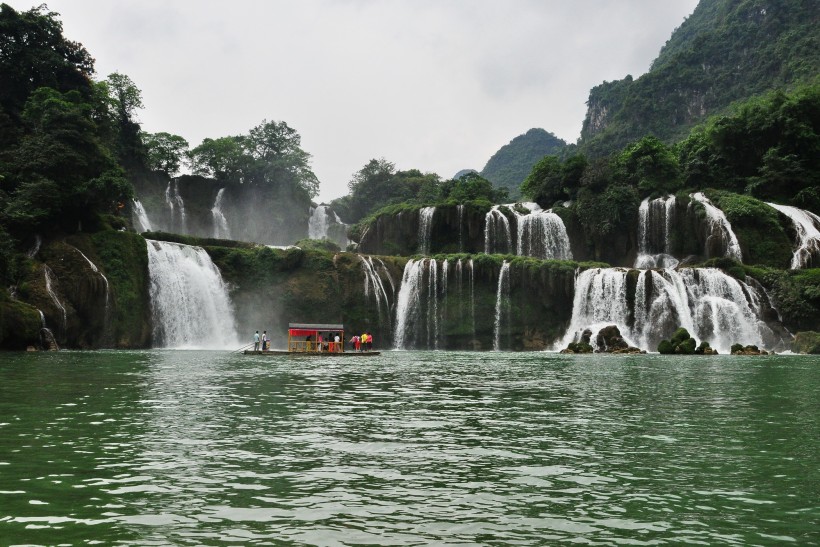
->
[484, 206, 512, 254]
[418, 207, 436, 255]
[515, 206, 573, 260]
[690, 192, 743, 261]
[360, 255, 392, 333]
[485, 203, 572, 259]
[394, 259, 425, 348]
[635, 196, 679, 269]
[556, 267, 776, 354]
[132, 199, 153, 233]
[43, 266, 67, 335]
[493, 261, 511, 351]
[27, 235, 42, 259]
[211, 188, 231, 239]
[146, 240, 239, 349]
[165, 182, 187, 233]
[767, 202, 820, 269]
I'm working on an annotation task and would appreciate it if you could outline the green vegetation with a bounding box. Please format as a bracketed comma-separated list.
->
[658, 327, 697, 354]
[579, 0, 820, 158]
[744, 267, 820, 332]
[480, 128, 568, 199]
[792, 331, 820, 354]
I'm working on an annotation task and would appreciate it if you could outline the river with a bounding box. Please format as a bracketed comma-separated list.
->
[0, 351, 817, 545]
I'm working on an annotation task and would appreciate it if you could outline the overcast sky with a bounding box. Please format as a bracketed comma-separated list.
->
[9, 0, 699, 201]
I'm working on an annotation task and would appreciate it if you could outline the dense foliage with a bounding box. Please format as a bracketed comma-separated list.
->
[330, 159, 505, 224]
[480, 128, 567, 199]
[579, 0, 820, 158]
[0, 4, 137, 285]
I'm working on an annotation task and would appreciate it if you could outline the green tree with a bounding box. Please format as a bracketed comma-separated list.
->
[142, 131, 189, 176]
[189, 136, 249, 183]
[613, 136, 680, 195]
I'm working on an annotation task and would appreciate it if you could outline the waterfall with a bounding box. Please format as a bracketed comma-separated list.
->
[427, 258, 439, 348]
[766, 203, 820, 269]
[556, 267, 777, 354]
[690, 192, 742, 261]
[493, 261, 511, 351]
[515, 204, 573, 260]
[211, 188, 231, 239]
[36, 309, 59, 350]
[418, 207, 436, 255]
[308, 205, 330, 239]
[485, 203, 572, 259]
[469, 258, 476, 339]
[27, 235, 42, 258]
[146, 240, 239, 349]
[43, 266, 67, 335]
[360, 255, 392, 334]
[72, 247, 110, 317]
[308, 205, 349, 248]
[484, 206, 512, 254]
[635, 196, 678, 268]
[457, 204, 465, 252]
[132, 199, 153, 233]
[394, 259, 425, 349]
[165, 181, 187, 234]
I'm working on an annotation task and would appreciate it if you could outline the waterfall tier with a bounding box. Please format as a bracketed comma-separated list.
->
[557, 267, 780, 354]
[635, 196, 678, 269]
[211, 188, 231, 239]
[418, 207, 436, 255]
[146, 240, 239, 349]
[690, 192, 743, 262]
[485, 203, 572, 260]
[767, 202, 820, 269]
[308, 205, 349, 248]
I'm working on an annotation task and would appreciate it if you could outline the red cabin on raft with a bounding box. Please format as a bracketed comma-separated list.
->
[287, 323, 345, 353]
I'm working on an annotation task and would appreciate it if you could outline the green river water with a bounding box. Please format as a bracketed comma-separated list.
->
[0, 351, 817, 545]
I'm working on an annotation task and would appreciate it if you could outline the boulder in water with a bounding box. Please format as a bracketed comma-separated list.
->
[594, 325, 645, 354]
[730, 343, 769, 355]
[658, 327, 698, 355]
[792, 331, 820, 354]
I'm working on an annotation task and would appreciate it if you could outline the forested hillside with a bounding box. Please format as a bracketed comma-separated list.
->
[579, 0, 820, 158]
[480, 128, 567, 199]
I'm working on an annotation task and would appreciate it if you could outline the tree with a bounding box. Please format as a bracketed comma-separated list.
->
[189, 136, 249, 183]
[142, 132, 189, 176]
[245, 120, 319, 197]
[442, 172, 506, 203]
[102, 72, 145, 169]
[0, 4, 95, 117]
[613, 136, 681, 195]
[521, 154, 588, 206]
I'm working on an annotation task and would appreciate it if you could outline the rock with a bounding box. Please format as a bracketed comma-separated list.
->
[731, 344, 768, 355]
[792, 331, 820, 354]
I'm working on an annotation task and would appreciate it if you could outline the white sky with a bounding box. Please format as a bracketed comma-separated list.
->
[9, 0, 699, 201]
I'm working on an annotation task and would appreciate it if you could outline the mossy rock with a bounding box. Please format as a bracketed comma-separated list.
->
[792, 331, 820, 354]
[0, 300, 42, 349]
[658, 339, 675, 354]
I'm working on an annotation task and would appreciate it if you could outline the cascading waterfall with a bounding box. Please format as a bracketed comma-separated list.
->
[37, 309, 59, 350]
[43, 266, 67, 335]
[165, 181, 187, 234]
[27, 235, 41, 258]
[515, 204, 573, 260]
[493, 261, 511, 351]
[132, 199, 153, 233]
[485, 203, 572, 259]
[484, 206, 512, 254]
[557, 267, 778, 354]
[469, 258, 476, 339]
[146, 239, 239, 349]
[635, 196, 678, 268]
[766, 202, 820, 269]
[211, 188, 231, 239]
[690, 192, 742, 261]
[418, 207, 436, 255]
[308, 205, 331, 239]
[360, 255, 393, 334]
[427, 258, 439, 348]
[394, 259, 425, 349]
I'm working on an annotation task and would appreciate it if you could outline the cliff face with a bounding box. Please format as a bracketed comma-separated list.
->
[579, 0, 820, 157]
[3, 231, 152, 350]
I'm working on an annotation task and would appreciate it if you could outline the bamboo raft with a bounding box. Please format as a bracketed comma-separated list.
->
[244, 323, 380, 356]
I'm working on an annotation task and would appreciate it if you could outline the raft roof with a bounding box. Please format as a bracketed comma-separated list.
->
[288, 323, 344, 331]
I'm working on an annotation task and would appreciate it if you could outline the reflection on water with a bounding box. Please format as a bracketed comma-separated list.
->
[0, 351, 818, 544]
